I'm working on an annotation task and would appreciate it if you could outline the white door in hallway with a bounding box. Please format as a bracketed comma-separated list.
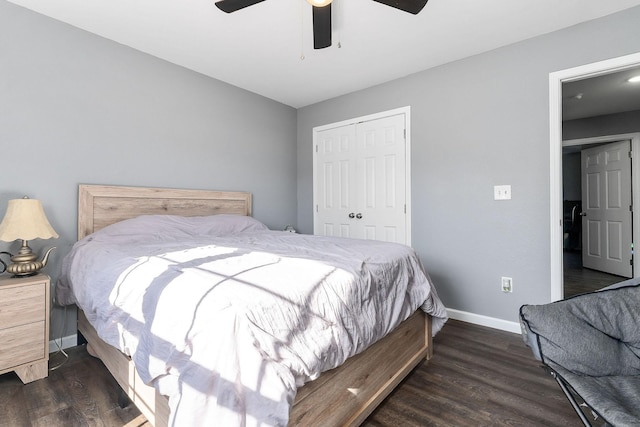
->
[581, 140, 633, 277]
[314, 111, 410, 244]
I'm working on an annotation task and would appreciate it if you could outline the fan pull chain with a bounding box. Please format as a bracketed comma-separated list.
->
[336, 0, 341, 48]
[300, 0, 306, 60]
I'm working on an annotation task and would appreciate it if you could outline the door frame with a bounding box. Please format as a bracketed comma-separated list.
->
[549, 52, 640, 302]
[312, 106, 412, 245]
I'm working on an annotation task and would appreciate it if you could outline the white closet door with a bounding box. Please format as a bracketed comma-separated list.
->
[314, 111, 408, 244]
[314, 123, 358, 238]
[355, 114, 407, 243]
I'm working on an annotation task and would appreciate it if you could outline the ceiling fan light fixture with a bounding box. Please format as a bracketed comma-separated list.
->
[306, 0, 332, 7]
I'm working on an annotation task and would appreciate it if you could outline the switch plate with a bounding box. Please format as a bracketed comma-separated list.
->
[494, 185, 512, 200]
[501, 276, 513, 293]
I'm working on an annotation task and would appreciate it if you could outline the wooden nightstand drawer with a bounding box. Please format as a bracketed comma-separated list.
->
[0, 283, 46, 329]
[0, 321, 46, 371]
[0, 274, 50, 383]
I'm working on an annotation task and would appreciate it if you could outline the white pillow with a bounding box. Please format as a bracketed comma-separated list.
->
[192, 214, 269, 235]
[87, 214, 268, 243]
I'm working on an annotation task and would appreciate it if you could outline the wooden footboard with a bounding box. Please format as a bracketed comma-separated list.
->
[78, 311, 170, 426]
[290, 310, 432, 426]
[78, 310, 431, 427]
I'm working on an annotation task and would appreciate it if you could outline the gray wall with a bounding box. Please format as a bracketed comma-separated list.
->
[564, 109, 640, 140]
[0, 1, 297, 342]
[297, 7, 640, 324]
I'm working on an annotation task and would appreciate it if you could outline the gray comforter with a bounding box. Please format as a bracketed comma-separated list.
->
[57, 214, 448, 426]
[519, 280, 640, 427]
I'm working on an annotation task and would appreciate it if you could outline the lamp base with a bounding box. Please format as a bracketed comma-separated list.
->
[5, 242, 55, 277]
[6, 262, 44, 277]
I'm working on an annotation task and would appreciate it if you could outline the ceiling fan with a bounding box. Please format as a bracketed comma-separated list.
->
[214, 0, 429, 50]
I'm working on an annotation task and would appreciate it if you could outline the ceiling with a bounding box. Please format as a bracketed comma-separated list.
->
[563, 65, 640, 121]
[7, 0, 640, 108]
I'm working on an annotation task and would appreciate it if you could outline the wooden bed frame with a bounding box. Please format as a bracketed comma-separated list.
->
[75, 184, 433, 426]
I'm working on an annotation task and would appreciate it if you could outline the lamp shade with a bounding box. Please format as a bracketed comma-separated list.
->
[0, 198, 59, 242]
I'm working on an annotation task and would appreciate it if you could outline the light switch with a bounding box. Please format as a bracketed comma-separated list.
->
[494, 185, 511, 200]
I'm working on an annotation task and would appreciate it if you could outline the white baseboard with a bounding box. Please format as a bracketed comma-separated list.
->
[49, 334, 78, 353]
[446, 309, 522, 334]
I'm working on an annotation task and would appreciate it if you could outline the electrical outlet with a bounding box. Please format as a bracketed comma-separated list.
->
[494, 185, 512, 200]
[501, 276, 513, 293]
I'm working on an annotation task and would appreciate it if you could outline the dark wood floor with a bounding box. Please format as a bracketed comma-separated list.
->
[0, 346, 147, 427]
[365, 320, 585, 427]
[1, 320, 587, 427]
[563, 249, 626, 297]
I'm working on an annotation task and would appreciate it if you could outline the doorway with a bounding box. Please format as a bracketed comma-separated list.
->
[562, 137, 634, 297]
[550, 52, 640, 302]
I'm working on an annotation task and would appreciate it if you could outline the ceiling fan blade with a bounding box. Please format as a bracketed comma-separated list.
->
[215, 0, 265, 13]
[372, 0, 428, 15]
[312, 5, 332, 49]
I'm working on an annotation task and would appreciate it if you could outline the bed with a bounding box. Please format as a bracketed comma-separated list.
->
[57, 184, 448, 426]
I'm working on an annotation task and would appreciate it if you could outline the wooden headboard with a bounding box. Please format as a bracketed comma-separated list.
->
[77, 184, 252, 240]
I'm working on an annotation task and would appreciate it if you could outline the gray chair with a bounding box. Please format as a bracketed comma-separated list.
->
[520, 278, 640, 427]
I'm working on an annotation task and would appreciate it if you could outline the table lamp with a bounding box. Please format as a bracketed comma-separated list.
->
[0, 196, 59, 276]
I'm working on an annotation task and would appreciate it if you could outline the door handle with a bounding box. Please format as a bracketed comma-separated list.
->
[348, 212, 355, 219]
[579, 212, 587, 217]
[356, 213, 363, 219]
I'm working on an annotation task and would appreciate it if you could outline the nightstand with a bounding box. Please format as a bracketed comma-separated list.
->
[0, 274, 50, 383]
